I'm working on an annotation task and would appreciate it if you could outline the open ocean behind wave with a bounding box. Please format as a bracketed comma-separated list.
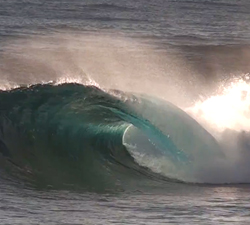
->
[1, 0, 250, 224]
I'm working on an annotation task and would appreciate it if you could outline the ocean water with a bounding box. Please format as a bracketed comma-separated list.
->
[1, 0, 250, 224]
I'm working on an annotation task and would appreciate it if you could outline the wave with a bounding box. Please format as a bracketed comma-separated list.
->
[0, 83, 225, 191]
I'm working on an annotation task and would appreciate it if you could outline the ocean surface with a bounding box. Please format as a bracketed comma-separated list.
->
[1, 0, 250, 224]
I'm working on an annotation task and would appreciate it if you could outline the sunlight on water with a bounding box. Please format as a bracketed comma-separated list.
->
[187, 75, 250, 133]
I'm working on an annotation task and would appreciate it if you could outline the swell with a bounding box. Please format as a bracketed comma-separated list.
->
[0, 83, 168, 190]
[0, 83, 223, 190]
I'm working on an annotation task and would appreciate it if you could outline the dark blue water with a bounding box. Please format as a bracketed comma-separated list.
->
[1, 0, 250, 224]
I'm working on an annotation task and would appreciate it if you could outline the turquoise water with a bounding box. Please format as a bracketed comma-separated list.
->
[0, 83, 223, 188]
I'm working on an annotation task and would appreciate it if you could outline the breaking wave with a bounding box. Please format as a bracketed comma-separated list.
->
[0, 83, 226, 191]
[1, 33, 250, 191]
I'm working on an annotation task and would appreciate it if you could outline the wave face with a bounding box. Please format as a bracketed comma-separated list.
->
[0, 83, 223, 190]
